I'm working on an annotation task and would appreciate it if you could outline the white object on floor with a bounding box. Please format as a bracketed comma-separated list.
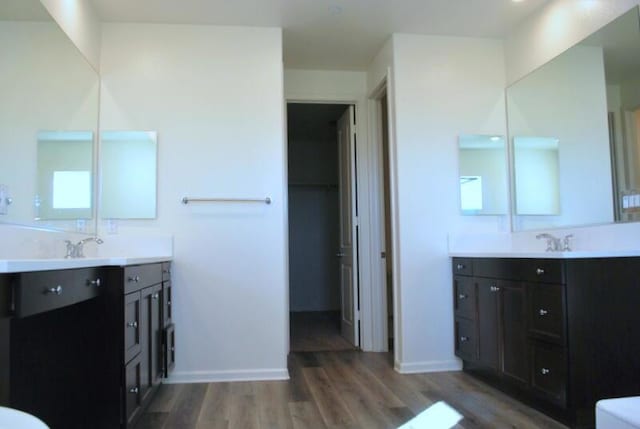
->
[596, 397, 640, 429]
[398, 401, 463, 429]
[0, 407, 48, 429]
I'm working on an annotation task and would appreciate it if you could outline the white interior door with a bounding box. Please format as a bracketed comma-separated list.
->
[337, 105, 359, 347]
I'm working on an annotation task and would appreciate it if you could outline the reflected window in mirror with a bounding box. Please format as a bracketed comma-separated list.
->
[36, 131, 93, 220]
[458, 135, 508, 215]
[100, 131, 158, 219]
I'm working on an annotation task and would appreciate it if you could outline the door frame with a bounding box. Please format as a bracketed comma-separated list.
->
[284, 96, 372, 352]
[367, 69, 402, 364]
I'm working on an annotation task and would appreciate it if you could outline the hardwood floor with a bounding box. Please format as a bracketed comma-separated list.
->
[137, 351, 568, 429]
[290, 311, 355, 352]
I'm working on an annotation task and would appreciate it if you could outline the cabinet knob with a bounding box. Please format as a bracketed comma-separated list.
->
[539, 309, 549, 316]
[45, 285, 63, 295]
[127, 321, 138, 329]
[460, 336, 469, 342]
[129, 387, 139, 394]
[490, 285, 500, 292]
[171, 347, 175, 352]
[152, 293, 160, 300]
[536, 268, 545, 275]
[128, 275, 140, 283]
[541, 368, 550, 375]
[163, 269, 170, 275]
[456, 264, 465, 270]
[458, 293, 467, 300]
[168, 301, 172, 306]
[88, 278, 101, 287]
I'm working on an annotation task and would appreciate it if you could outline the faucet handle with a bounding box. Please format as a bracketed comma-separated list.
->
[563, 234, 573, 251]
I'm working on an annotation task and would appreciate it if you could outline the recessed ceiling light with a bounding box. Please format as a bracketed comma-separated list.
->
[328, 5, 343, 16]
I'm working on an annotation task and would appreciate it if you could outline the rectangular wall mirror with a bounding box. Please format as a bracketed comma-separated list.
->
[458, 134, 508, 215]
[0, 0, 100, 233]
[100, 131, 158, 219]
[507, 6, 640, 231]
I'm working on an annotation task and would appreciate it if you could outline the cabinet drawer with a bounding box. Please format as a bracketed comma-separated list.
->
[530, 342, 567, 407]
[74, 267, 105, 303]
[455, 318, 477, 361]
[164, 324, 176, 377]
[15, 270, 78, 317]
[528, 283, 565, 344]
[124, 264, 162, 294]
[523, 259, 565, 284]
[125, 353, 143, 427]
[124, 292, 142, 364]
[162, 262, 171, 282]
[454, 276, 475, 320]
[452, 258, 473, 276]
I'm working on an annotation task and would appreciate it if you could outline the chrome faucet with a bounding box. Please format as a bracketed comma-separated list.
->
[536, 233, 573, 252]
[536, 233, 562, 252]
[64, 237, 104, 258]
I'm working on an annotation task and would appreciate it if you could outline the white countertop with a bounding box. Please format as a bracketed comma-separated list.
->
[0, 256, 172, 273]
[449, 249, 640, 259]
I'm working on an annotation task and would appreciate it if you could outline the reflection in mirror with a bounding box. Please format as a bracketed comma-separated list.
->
[100, 131, 158, 219]
[513, 137, 560, 215]
[0, 0, 99, 233]
[507, 7, 640, 231]
[458, 135, 508, 215]
[36, 131, 93, 220]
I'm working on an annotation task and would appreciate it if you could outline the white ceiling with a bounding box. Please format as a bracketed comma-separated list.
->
[91, 0, 549, 71]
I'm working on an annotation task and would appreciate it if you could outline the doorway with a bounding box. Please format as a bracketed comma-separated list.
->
[287, 102, 359, 352]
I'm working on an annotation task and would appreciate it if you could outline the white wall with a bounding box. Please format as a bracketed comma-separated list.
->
[39, 0, 101, 71]
[505, 0, 640, 85]
[100, 23, 288, 382]
[390, 34, 508, 372]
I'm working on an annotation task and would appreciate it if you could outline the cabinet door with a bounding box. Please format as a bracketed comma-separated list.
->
[477, 278, 499, 370]
[530, 341, 567, 408]
[125, 353, 143, 427]
[528, 283, 565, 344]
[162, 281, 172, 327]
[455, 318, 477, 361]
[124, 292, 142, 364]
[500, 281, 529, 386]
[151, 285, 163, 386]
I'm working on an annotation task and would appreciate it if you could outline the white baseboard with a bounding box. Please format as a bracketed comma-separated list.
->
[165, 368, 289, 384]
[394, 359, 462, 374]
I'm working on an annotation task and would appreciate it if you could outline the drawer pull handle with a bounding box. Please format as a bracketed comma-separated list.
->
[128, 275, 140, 283]
[490, 285, 500, 292]
[129, 387, 139, 394]
[536, 268, 545, 275]
[152, 293, 160, 300]
[163, 269, 171, 275]
[168, 301, 172, 306]
[541, 368, 550, 375]
[458, 293, 467, 300]
[456, 264, 465, 270]
[171, 347, 175, 352]
[127, 321, 138, 329]
[88, 278, 101, 287]
[45, 285, 63, 295]
[460, 336, 469, 342]
[539, 309, 549, 316]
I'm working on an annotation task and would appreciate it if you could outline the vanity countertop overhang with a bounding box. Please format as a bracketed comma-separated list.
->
[0, 255, 172, 273]
[449, 249, 640, 259]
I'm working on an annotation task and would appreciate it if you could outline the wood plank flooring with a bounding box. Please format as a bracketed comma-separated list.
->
[290, 312, 355, 352]
[137, 351, 568, 429]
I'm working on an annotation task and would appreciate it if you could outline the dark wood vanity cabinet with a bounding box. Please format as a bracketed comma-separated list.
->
[0, 261, 174, 429]
[105, 262, 175, 428]
[452, 257, 640, 428]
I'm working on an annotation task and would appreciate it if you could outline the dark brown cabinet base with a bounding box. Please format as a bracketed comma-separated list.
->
[453, 257, 640, 429]
[0, 261, 175, 429]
